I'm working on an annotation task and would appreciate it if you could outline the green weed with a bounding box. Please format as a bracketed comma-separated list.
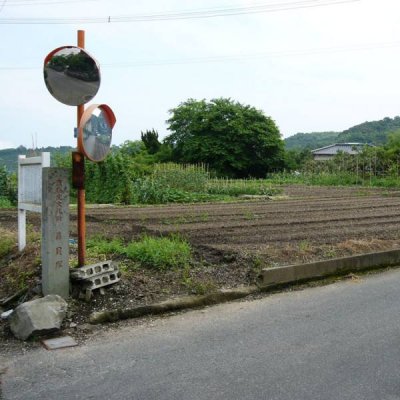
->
[0, 229, 15, 257]
[0, 196, 13, 208]
[181, 265, 217, 295]
[299, 240, 311, 252]
[26, 224, 40, 243]
[86, 237, 124, 258]
[199, 212, 210, 222]
[124, 235, 191, 270]
[324, 248, 338, 258]
[86, 235, 192, 270]
[244, 210, 256, 220]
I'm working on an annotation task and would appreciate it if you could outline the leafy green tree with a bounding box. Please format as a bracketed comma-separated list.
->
[0, 166, 16, 204]
[284, 149, 312, 170]
[141, 129, 161, 154]
[384, 130, 400, 159]
[165, 98, 284, 177]
[0, 166, 9, 198]
[154, 143, 173, 163]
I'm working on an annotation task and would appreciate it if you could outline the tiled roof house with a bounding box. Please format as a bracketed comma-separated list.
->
[311, 143, 367, 161]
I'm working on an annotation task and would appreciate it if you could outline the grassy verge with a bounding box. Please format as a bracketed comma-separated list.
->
[86, 235, 192, 270]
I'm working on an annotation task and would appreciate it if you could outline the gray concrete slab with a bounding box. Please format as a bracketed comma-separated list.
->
[41, 336, 78, 350]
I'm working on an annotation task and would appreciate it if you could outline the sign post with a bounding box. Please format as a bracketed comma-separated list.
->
[43, 30, 116, 272]
[17, 152, 50, 251]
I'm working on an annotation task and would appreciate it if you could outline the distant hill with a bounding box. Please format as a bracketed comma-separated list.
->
[0, 146, 73, 172]
[285, 116, 400, 150]
[284, 131, 339, 150]
[337, 116, 400, 145]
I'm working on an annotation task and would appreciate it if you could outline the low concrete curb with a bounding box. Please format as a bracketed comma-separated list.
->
[89, 249, 400, 325]
[258, 249, 400, 288]
[89, 286, 259, 324]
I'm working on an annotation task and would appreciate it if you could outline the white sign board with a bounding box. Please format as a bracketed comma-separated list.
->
[18, 153, 50, 250]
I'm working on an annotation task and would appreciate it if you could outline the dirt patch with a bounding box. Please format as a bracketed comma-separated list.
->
[1, 185, 400, 351]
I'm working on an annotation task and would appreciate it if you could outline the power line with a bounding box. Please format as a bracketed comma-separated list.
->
[0, 40, 397, 71]
[0, 0, 360, 24]
[103, 41, 400, 68]
[3, 0, 96, 6]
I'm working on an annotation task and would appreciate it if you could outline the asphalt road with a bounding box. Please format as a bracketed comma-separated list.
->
[45, 68, 98, 105]
[3, 269, 400, 400]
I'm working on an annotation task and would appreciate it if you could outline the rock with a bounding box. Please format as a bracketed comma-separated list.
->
[9, 295, 68, 340]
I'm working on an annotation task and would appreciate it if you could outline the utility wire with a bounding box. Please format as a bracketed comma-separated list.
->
[103, 41, 400, 68]
[0, 0, 360, 24]
[0, 40, 397, 71]
[3, 0, 96, 6]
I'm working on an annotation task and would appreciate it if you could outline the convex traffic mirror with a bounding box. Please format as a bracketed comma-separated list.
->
[78, 104, 116, 162]
[44, 46, 101, 106]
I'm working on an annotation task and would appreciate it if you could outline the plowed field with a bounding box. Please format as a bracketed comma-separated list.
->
[2, 185, 400, 267]
[81, 185, 400, 266]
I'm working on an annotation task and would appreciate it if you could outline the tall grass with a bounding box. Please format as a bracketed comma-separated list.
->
[86, 235, 192, 270]
[152, 163, 209, 192]
[206, 178, 281, 196]
[132, 163, 282, 204]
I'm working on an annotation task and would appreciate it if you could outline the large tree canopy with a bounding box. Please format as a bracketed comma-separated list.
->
[165, 98, 284, 177]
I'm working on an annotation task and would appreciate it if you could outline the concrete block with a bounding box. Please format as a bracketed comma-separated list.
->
[71, 261, 120, 291]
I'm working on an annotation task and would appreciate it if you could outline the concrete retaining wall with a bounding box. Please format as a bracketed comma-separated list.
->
[258, 249, 400, 288]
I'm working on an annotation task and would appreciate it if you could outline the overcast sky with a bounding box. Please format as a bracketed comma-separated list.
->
[1, 0, 400, 150]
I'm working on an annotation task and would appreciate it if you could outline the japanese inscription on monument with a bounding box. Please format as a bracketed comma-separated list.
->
[41, 168, 70, 298]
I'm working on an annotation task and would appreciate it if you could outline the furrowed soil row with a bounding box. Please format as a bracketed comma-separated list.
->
[85, 202, 400, 232]
[189, 222, 400, 247]
[142, 210, 400, 234]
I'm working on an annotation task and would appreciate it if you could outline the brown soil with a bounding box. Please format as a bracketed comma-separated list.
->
[1, 184, 400, 351]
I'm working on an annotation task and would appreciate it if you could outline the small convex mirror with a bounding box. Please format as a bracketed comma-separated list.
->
[78, 104, 116, 162]
[44, 46, 101, 106]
